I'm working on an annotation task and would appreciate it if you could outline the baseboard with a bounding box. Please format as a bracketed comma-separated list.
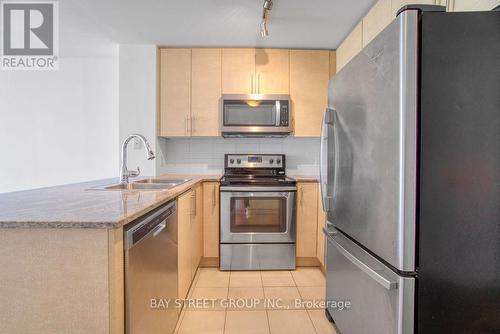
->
[199, 257, 219, 267]
[296, 257, 321, 267]
[200, 256, 324, 270]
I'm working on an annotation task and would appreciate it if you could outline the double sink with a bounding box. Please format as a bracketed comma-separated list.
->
[91, 178, 191, 191]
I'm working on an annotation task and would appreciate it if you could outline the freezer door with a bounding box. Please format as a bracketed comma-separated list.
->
[325, 227, 415, 334]
[327, 10, 418, 272]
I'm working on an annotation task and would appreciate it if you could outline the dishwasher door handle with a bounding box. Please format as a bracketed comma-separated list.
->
[124, 200, 176, 249]
[152, 221, 166, 237]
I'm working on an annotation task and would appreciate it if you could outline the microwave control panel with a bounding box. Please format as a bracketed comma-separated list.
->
[279, 101, 289, 126]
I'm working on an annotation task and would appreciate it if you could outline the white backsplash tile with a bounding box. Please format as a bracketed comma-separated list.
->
[156, 137, 320, 176]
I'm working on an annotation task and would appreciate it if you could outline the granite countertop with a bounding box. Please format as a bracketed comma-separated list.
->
[0, 174, 221, 229]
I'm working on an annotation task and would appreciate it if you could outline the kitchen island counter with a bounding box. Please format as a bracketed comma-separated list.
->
[0, 173, 221, 334]
[0, 174, 221, 229]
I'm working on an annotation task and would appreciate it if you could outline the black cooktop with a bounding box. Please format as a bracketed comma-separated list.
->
[221, 154, 296, 187]
[220, 175, 296, 186]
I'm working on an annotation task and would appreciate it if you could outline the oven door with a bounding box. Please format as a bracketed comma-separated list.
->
[220, 186, 296, 243]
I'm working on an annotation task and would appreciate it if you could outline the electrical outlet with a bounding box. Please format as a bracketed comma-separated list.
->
[134, 138, 143, 150]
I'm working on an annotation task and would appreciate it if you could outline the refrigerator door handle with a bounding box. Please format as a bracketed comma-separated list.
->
[320, 108, 335, 212]
[323, 228, 399, 291]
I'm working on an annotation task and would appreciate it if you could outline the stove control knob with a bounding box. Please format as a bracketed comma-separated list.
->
[229, 159, 234, 164]
[276, 159, 281, 164]
[269, 159, 274, 164]
[237, 159, 241, 164]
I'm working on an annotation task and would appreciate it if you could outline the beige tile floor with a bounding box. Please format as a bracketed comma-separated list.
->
[175, 267, 337, 334]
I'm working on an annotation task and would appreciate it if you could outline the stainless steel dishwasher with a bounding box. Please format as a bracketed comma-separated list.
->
[124, 200, 178, 334]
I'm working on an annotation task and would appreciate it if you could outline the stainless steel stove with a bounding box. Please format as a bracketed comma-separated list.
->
[219, 154, 297, 270]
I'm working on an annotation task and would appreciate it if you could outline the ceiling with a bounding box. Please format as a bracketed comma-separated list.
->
[70, 0, 375, 49]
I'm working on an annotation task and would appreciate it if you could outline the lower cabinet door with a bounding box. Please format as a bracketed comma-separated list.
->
[190, 184, 203, 279]
[203, 182, 220, 258]
[296, 183, 318, 257]
[325, 228, 415, 334]
[177, 190, 193, 299]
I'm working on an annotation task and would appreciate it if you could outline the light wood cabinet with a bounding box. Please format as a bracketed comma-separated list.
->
[329, 51, 337, 79]
[177, 190, 193, 299]
[222, 48, 255, 94]
[191, 49, 221, 137]
[316, 186, 326, 268]
[177, 185, 203, 298]
[159, 49, 191, 137]
[290, 50, 330, 137]
[255, 49, 290, 94]
[363, 0, 392, 47]
[391, 0, 437, 17]
[296, 182, 319, 257]
[160, 47, 332, 138]
[160, 48, 220, 137]
[222, 48, 290, 95]
[191, 184, 203, 279]
[203, 182, 220, 259]
[336, 22, 363, 72]
[445, 0, 499, 11]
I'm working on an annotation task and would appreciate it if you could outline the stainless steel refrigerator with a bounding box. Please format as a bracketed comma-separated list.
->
[320, 5, 500, 334]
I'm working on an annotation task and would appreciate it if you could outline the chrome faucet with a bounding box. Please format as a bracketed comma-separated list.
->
[120, 134, 155, 184]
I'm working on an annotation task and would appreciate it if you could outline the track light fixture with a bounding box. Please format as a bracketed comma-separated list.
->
[260, 0, 273, 37]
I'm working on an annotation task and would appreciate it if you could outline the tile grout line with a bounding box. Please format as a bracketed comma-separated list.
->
[293, 269, 320, 334]
[305, 306, 319, 334]
[223, 269, 232, 334]
[261, 270, 273, 334]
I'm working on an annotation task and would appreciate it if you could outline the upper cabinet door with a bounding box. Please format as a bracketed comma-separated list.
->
[391, 0, 436, 17]
[191, 48, 221, 137]
[255, 48, 290, 94]
[222, 48, 255, 94]
[336, 22, 362, 72]
[290, 50, 330, 137]
[363, 0, 392, 47]
[159, 49, 191, 137]
[329, 51, 336, 79]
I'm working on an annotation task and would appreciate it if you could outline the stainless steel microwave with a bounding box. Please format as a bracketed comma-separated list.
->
[220, 94, 292, 137]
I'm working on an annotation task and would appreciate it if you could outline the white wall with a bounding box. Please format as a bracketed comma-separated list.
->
[118, 45, 158, 177]
[157, 137, 320, 176]
[0, 1, 119, 193]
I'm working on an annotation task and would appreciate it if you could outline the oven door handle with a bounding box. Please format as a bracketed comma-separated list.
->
[220, 186, 297, 192]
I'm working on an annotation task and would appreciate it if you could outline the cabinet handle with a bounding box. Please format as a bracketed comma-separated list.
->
[185, 116, 189, 135]
[300, 187, 304, 207]
[190, 191, 196, 217]
[251, 74, 255, 94]
[190, 116, 194, 135]
[193, 191, 197, 216]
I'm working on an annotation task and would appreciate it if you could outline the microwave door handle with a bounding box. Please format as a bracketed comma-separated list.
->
[276, 101, 281, 126]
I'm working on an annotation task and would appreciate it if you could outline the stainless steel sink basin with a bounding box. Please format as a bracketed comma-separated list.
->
[88, 178, 191, 191]
[102, 183, 175, 190]
[134, 178, 191, 185]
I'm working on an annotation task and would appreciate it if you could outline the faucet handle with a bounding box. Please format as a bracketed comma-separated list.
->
[130, 166, 140, 177]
